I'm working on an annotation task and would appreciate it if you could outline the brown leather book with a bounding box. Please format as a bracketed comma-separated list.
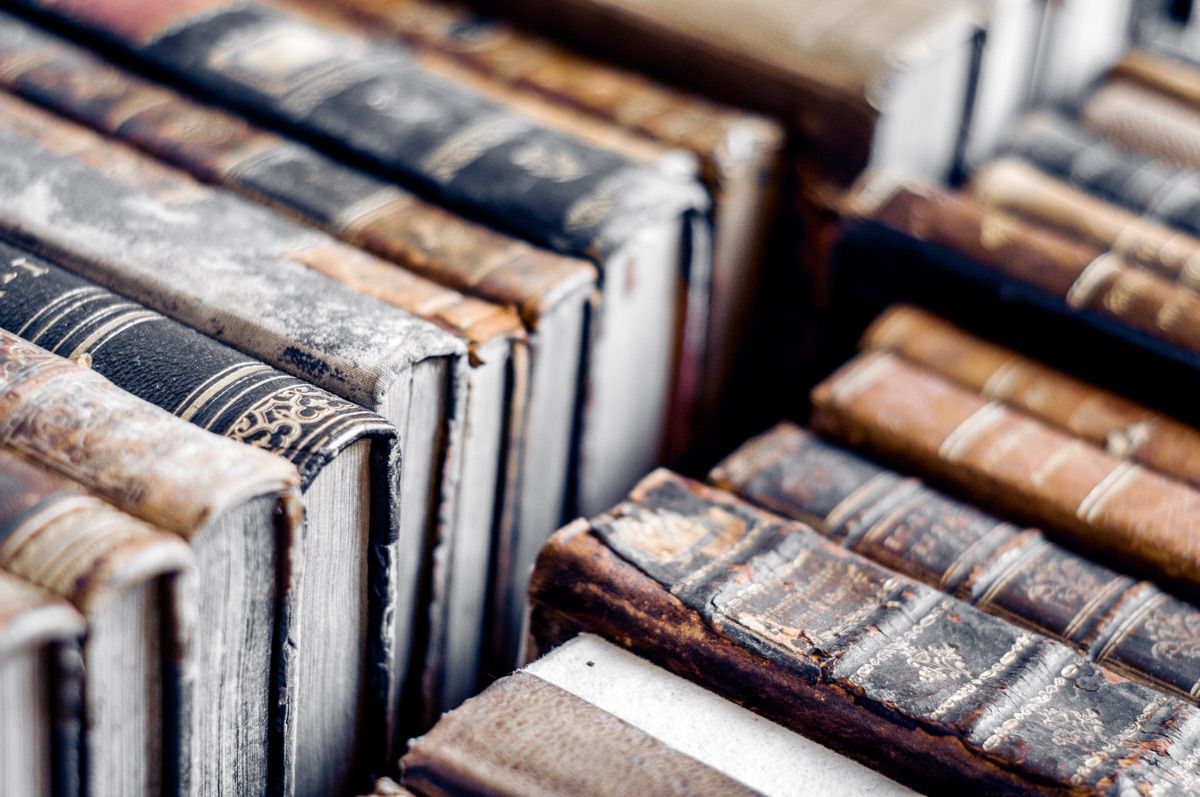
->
[492, 0, 979, 184]
[852, 178, 1200, 353]
[0, 570, 83, 797]
[293, 0, 785, 436]
[529, 470, 1200, 794]
[1083, 78, 1200, 171]
[712, 423, 1200, 706]
[862, 305, 1200, 489]
[0, 328, 301, 796]
[810, 350, 1200, 596]
[970, 157, 1200, 290]
[0, 446, 192, 796]
[1113, 49, 1200, 109]
[403, 633, 910, 797]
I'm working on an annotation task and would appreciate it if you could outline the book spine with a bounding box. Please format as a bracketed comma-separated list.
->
[862, 305, 1200, 490]
[1113, 49, 1200, 110]
[0, 13, 596, 321]
[711, 423, 1200, 704]
[1006, 114, 1200, 240]
[868, 184, 1200, 354]
[970, 157, 1200, 290]
[529, 470, 1200, 794]
[810, 350, 1200, 596]
[1083, 79, 1200, 173]
[11, 0, 708, 260]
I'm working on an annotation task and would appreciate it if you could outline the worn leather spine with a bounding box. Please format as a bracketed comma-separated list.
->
[1005, 113, 1200, 240]
[971, 157, 1200, 290]
[0, 446, 194, 796]
[401, 669, 759, 797]
[0, 570, 84, 797]
[857, 179, 1200, 354]
[0, 12, 596, 331]
[862, 304, 1200, 490]
[529, 470, 1200, 794]
[713, 422, 1200, 705]
[1083, 78, 1200, 172]
[810, 350, 1200, 597]
[1113, 49, 1200, 111]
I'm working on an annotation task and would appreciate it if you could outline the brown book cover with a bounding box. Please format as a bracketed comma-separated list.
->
[529, 470, 1200, 794]
[0, 446, 192, 796]
[712, 423, 1200, 705]
[810, 350, 1200, 596]
[970, 157, 1200, 290]
[862, 305, 1200, 489]
[1083, 78, 1200, 172]
[853, 179, 1200, 353]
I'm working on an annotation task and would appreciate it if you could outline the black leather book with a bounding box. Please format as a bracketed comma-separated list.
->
[0, 241, 400, 794]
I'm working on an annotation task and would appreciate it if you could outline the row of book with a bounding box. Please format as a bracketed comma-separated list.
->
[0, 0, 1196, 795]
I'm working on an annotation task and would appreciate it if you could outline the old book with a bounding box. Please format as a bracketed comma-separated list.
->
[402, 633, 912, 797]
[493, 0, 981, 184]
[810, 350, 1200, 597]
[0, 328, 301, 796]
[970, 156, 1200, 290]
[0, 570, 83, 797]
[13, 0, 712, 523]
[0, 242, 404, 794]
[712, 422, 1200, 706]
[0, 14, 593, 696]
[1005, 112, 1200, 239]
[849, 177, 1200, 354]
[529, 470, 1200, 793]
[862, 304, 1200, 489]
[293, 0, 786, 444]
[1083, 78, 1200, 171]
[1113, 48, 1200, 109]
[0, 446, 193, 796]
[0, 91, 494, 761]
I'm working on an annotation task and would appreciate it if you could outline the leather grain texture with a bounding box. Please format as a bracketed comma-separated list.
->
[811, 351, 1200, 597]
[1083, 79, 1200, 173]
[0, 13, 596, 328]
[862, 305, 1200, 490]
[529, 470, 1200, 794]
[402, 670, 759, 797]
[713, 423, 1200, 705]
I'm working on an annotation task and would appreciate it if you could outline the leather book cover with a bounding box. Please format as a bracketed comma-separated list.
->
[810, 350, 1200, 597]
[712, 422, 1200, 705]
[1005, 113, 1200, 241]
[1083, 78, 1200, 172]
[971, 157, 1200, 290]
[0, 446, 193, 796]
[401, 669, 759, 797]
[529, 470, 1200, 794]
[0, 12, 596, 330]
[856, 178, 1200, 354]
[863, 304, 1200, 490]
[0, 569, 84, 797]
[1113, 49, 1200, 110]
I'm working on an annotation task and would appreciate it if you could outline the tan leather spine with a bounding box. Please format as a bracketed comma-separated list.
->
[1113, 49, 1200, 109]
[971, 158, 1200, 290]
[402, 670, 758, 797]
[864, 182, 1200, 353]
[0, 568, 82, 657]
[0, 329, 300, 539]
[863, 305, 1200, 490]
[1083, 78, 1200, 172]
[811, 351, 1200, 594]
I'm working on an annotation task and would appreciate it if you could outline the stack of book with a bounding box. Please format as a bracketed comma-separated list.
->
[7, 0, 1200, 795]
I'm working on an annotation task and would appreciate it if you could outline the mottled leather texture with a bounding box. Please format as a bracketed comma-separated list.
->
[712, 422, 1200, 704]
[530, 470, 1200, 794]
[402, 670, 758, 797]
